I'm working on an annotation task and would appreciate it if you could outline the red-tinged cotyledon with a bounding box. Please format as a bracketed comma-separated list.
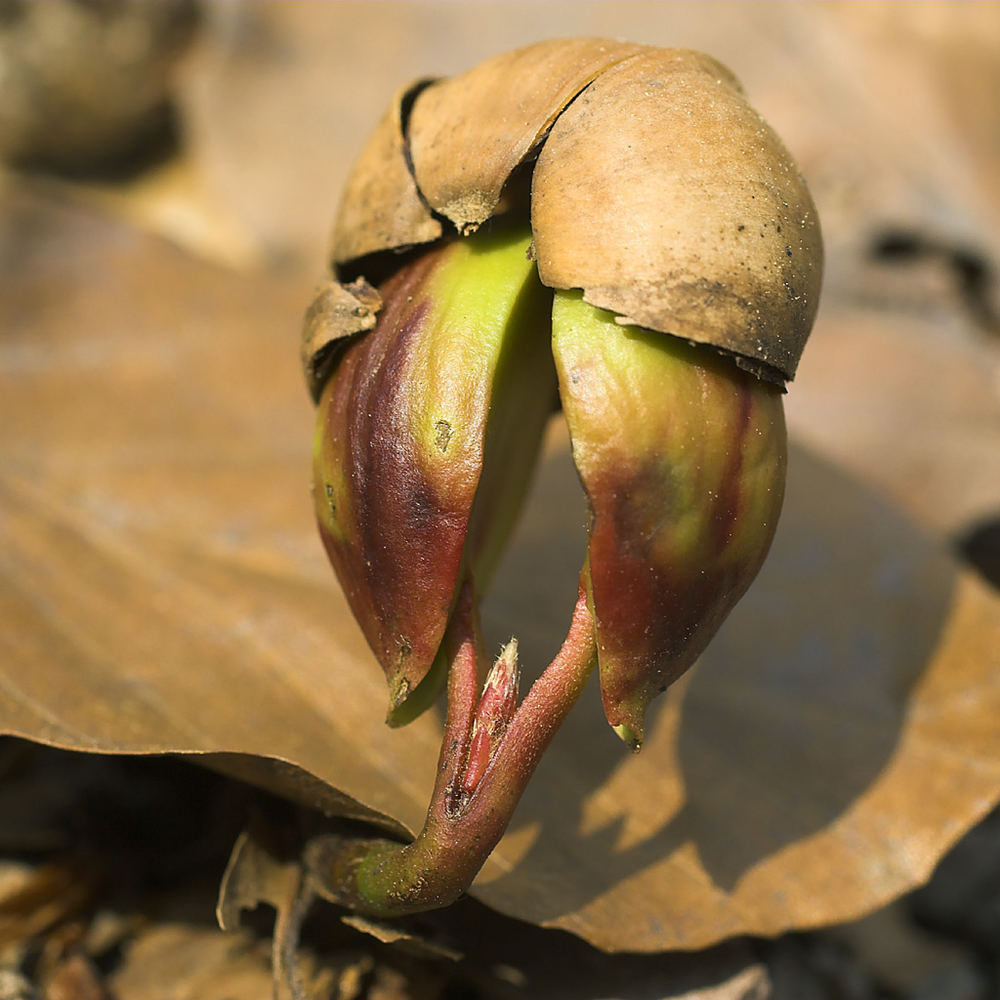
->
[300, 38, 822, 919]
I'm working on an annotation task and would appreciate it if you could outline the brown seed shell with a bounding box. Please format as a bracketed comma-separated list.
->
[407, 38, 646, 235]
[531, 48, 822, 381]
[302, 277, 381, 400]
[327, 40, 822, 384]
[331, 81, 442, 266]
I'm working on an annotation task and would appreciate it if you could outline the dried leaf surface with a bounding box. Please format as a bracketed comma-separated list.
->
[108, 925, 299, 1000]
[0, 744, 767, 1000]
[2, 188, 999, 953]
[0, 188, 441, 841]
[476, 436, 1000, 947]
[786, 303, 1000, 539]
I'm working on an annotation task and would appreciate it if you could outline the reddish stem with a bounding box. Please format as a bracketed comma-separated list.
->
[308, 577, 596, 916]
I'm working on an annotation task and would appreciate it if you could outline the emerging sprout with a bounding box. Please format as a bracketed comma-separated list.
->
[304, 39, 821, 917]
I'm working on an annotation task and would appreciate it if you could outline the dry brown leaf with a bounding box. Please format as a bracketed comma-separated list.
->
[43, 954, 110, 1000]
[786, 302, 1000, 539]
[215, 828, 306, 1000]
[108, 924, 298, 1000]
[477, 439, 1000, 947]
[0, 187, 433, 840]
[2, 184, 1000, 953]
[3, 0, 1000, 961]
[338, 916, 461, 964]
[755, 5, 1000, 539]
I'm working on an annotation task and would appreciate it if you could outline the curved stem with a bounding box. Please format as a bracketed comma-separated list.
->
[307, 578, 596, 917]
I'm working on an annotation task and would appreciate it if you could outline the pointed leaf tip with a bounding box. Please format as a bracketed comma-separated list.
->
[612, 723, 642, 752]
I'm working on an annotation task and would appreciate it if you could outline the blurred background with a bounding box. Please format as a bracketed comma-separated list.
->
[2, 3, 999, 999]
[5, 0, 998, 535]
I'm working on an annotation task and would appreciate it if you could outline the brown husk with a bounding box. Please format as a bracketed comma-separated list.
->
[301, 277, 381, 401]
[407, 38, 645, 235]
[531, 48, 822, 381]
[331, 82, 442, 266]
[322, 39, 822, 385]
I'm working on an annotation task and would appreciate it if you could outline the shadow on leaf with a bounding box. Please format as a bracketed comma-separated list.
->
[475, 434, 954, 925]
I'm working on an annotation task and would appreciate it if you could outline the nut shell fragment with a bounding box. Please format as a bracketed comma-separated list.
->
[531, 49, 822, 381]
[407, 38, 645, 234]
[302, 278, 381, 400]
[325, 38, 822, 386]
[331, 82, 442, 266]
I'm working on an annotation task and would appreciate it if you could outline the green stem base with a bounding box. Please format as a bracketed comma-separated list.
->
[307, 578, 596, 917]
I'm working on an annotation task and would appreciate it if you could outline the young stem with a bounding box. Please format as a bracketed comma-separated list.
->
[307, 577, 597, 917]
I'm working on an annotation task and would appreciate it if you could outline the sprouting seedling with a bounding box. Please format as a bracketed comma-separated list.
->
[302, 39, 822, 917]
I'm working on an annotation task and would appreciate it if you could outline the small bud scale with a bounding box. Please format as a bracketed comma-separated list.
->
[460, 639, 520, 797]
